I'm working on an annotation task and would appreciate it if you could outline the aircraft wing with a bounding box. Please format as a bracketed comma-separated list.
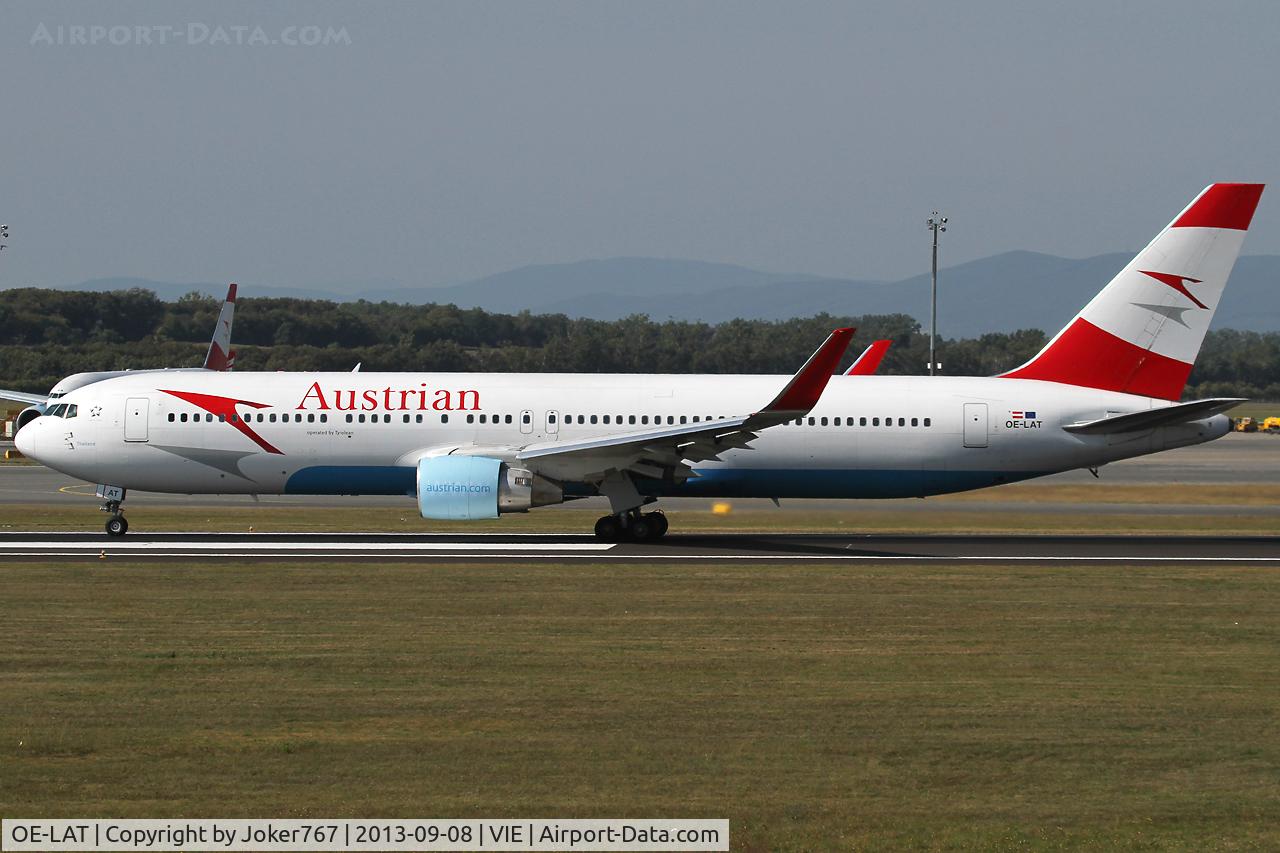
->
[1063, 398, 1245, 435]
[0, 389, 47, 406]
[202, 283, 237, 371]
[515, 327, 855, 483]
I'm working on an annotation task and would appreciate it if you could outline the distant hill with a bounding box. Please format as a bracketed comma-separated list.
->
[22, 253, 1280, 335]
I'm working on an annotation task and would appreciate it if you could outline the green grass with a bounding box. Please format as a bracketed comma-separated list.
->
[2, 560, 1279, 849]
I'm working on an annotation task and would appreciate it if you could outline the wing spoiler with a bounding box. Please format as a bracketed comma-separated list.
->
[1063, 398, 1244, 435]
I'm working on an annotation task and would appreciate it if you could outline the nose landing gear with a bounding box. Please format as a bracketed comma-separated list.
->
[594, 510, 669, 542]
[97, 485, 129, 537]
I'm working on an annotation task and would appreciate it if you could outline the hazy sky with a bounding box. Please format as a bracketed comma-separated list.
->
[2, 0, 1277, 293]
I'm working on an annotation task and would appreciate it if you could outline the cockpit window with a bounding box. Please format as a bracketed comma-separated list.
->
[65, 404, 78, 419]
[45, 404, 67, 417]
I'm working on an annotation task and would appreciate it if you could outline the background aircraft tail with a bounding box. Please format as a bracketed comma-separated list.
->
[1000, 183, 1263, 400]
[202, 283, 237, 371]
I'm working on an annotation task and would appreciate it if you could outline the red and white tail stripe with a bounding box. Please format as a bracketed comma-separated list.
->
[1001, 183, 1263, 400]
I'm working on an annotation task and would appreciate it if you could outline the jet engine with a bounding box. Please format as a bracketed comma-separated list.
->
[13, 404, 45, 435]
[416, 455, 563, 520]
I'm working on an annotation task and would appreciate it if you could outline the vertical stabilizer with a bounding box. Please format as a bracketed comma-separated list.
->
[1001, 184, 1263, 400]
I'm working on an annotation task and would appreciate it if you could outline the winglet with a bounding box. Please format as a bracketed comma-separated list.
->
[845, 339, 892, 376]
[202, 283, 239, 371]
[758, 327, 855, 414]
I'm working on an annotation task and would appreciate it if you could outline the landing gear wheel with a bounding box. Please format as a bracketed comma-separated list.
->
[105, 515, 128, 537]
[628, 515, 654, 542]
[594, 515, 622, 541]
[648, 512, 669, 538]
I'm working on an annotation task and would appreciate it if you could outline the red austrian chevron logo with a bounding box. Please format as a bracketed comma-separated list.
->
[160, 389, 283, 455]
[1139, 270, 1207, 309]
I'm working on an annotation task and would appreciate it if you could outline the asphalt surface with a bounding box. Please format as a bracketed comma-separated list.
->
[1, 531, 1277, 563]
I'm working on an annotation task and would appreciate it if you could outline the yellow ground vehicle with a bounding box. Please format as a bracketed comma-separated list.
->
[1262, 416, 1280, 433]
[1235, 417, 1257, 432]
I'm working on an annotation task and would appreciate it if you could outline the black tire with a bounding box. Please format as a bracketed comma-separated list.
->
[105, 515, 128, 537]
[648, 512, 669, 538]
[628, 516, 654, 541]
[594, 515, 621, 541]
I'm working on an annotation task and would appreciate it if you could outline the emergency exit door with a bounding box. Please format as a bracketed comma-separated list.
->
[124, 397, 150, 442]
[962, 402, 988, 448]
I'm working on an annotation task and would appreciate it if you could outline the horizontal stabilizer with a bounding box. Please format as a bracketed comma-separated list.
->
[1063, 398, 1244, 435]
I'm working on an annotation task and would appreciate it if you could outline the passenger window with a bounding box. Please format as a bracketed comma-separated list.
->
[884, 417, 891, 427]
[860, 417, 867, 426]
[522, 413, 531, 425]
[680, 416, 687, 424]
[441, 414, 449, 424]
[642, 415, 649, 425]
[590, 415, 598, 424]
[257, 414, 265, 423]
[911, 417, 918, 427]
[320, 414, 328, 423]
[820, 417, 828, 426]
[833, 417, 841, 426]
[231, 414, 240, 424]
[415, 414, 423, 423]
[219, 414, 226, 423]
[269, 414, 277, 423]
[384, 414, 391, 423]
[467, 414, 475, 424]
[180, 413, 188, 423]
[667, 416, 674, 425]
[872, 417, 879, 426]
[693, 416, 701, 423]
[807, 417, 816, 426]
[307, 414, 315, 423]
[628, 415, 636, 425]
[358, 414, 366, 423]
[924, 417, 931, 427]
[549, 413, 557, 424]
[168, 413, 175, 422]
[346, 414, 354, 423]
[603, 415, 611, 424]
[505, 414, 513, 424]
[898, 418, 905, 427]
[479, 414, 487, 424]
[403, 414, 410, 423]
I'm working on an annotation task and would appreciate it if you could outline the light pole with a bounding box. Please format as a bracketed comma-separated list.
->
[926, 212, 947, 376]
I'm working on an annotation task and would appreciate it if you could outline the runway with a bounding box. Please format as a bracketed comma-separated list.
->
[3, 531, 1277, 563]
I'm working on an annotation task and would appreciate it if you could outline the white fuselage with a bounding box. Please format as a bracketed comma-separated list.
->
[17, 371, 1228, 501]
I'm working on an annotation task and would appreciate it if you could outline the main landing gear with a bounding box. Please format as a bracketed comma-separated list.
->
[594, 510, 669, 542]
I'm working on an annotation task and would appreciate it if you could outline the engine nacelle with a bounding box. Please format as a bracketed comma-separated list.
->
[13, 405, 44, 435]
[416, 455, 562, 520]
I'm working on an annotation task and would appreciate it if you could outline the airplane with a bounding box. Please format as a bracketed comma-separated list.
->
[844, 339, 892, 375]
[1, 283, 238, 434]
[14, 183, 1264, 539]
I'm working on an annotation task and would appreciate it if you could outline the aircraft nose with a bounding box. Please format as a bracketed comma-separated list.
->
[14, 419, 38, 458]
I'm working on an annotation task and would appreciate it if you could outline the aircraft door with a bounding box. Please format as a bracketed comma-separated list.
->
[962, 402, 988, 448]
[519, 410, 533, 435]
[545, 410, 560, 440]
[124, 397, 150, 442]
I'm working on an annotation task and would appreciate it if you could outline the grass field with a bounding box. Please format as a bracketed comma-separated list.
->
[2, 559, 1278, 849]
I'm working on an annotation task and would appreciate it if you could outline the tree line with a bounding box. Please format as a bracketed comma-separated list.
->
[1, 287, 1277, 399]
